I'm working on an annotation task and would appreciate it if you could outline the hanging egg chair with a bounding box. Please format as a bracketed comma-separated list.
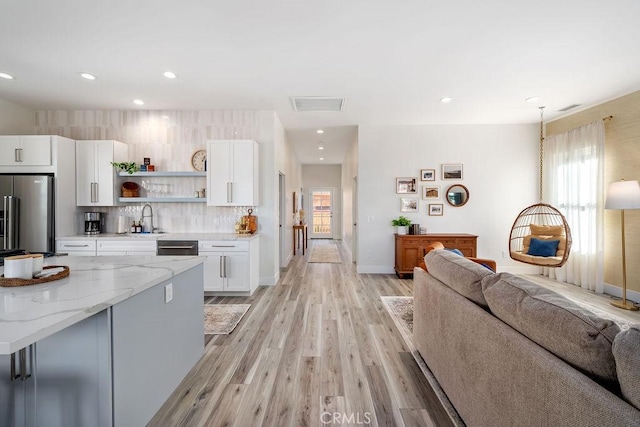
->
[508, 107, 572, 267]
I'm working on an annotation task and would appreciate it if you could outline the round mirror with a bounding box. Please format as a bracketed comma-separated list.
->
[446, 184, 469, 207]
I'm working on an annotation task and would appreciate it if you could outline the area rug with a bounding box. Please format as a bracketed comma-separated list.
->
[308, 241, 341, 263]
[204, 304, 251, 335]
[380, 296, 464, 427]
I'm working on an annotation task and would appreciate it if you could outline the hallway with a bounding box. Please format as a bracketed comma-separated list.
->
[150, 240, 452, 426]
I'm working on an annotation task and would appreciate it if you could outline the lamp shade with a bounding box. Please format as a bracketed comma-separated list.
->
[605, 180, 640, 210]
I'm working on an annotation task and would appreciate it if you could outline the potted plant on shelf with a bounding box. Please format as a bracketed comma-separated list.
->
[391, 216, 411, 235]
[110, 162, 140, 174]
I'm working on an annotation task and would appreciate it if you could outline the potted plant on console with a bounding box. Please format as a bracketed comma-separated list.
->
[391, 216, 411, 235]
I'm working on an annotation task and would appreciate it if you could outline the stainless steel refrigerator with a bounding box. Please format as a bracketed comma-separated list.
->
[0, 174, 55, 253]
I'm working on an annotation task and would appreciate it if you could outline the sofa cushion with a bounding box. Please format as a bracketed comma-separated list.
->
[613, 326, 640, 410]
[527, 237, 560, 257]
[424, 249, 492, 308]
[481, 273, 621, 387]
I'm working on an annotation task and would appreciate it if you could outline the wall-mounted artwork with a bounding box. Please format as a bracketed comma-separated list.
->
[401, 197, 419, 212]
[420, 169, 435, 181]
[442, 164, 463, 180]
[293, 191, 297, 213]
[428, 203, 444, 216]
[422, 185, 440, 200]
[396, 177, 418, 194]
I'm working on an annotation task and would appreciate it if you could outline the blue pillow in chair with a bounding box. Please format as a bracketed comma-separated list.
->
[527, 238, 560, 257]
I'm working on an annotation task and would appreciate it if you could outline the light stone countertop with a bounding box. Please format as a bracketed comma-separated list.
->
[58, 233, 259, 241]
[0, 255, 205, 354]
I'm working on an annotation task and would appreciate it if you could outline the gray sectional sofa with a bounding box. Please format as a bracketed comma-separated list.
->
[413, 249, 640, 427]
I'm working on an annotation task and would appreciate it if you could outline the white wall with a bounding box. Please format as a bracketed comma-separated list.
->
[302, 164, 342, 239]
[357, 124, 540, 274]
[0, 98, 34, 133]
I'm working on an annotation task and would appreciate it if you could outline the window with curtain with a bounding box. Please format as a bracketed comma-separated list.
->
[543, 120, 605, 292]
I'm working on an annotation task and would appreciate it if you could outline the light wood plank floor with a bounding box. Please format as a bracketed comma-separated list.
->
[149, 239, 452, 427]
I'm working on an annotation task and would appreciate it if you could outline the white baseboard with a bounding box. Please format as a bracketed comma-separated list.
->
[497, 264, 541, 275]
[356, 265, 396, 274]
[603, 282, 640, 304]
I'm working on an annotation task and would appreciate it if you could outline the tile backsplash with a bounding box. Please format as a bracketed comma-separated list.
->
[36, 109, 264, 235]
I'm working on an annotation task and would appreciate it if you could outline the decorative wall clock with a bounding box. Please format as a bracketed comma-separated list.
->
[191, 149, 206, 171]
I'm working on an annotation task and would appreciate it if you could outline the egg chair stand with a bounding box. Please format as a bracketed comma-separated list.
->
[508, 107, 572, 267]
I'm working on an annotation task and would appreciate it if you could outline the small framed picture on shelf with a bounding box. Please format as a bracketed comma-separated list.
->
[420, 169, 435, 181]
[401, 197, 419, 212]
[428, 203, 444, 216]
[422, 185, 440, 200]
[396, 177, 418, 194]
[442, 164, 463, 180]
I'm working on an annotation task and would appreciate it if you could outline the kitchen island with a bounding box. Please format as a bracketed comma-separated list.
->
[0, 255, 205, 427]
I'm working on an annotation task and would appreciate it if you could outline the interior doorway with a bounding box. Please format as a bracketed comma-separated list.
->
[352, 176, 358, 263]
[279, 173, 286, 267]
[309, 187, 333, 239]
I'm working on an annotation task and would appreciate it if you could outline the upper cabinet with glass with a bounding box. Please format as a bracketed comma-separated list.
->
[446, 184, 469, 207]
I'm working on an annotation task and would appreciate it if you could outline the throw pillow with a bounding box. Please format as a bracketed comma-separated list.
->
[612, 326, 640, 410]
[446, 248, 464, 256]
[530, 223, 563, 236]
[482, 273, 621, 387]
[527, 237, 560, 257]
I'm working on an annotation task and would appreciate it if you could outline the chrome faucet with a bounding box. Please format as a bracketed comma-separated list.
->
[140, 204, 155, 233]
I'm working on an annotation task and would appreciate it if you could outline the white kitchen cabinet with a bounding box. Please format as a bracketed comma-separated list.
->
[199, 237, 259, 294]
[76, 140, 127, 206]
[206, 140, 259, 206]
[56, 239, 97, 256]
[96, 239, 156, 256]
[0, 136, 52, 166]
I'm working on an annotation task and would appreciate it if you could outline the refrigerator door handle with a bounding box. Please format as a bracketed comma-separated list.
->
[3, 195, 18, 250]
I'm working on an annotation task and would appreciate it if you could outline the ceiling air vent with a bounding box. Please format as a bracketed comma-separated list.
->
[290, 96, 346, 112]
[558, 104, 581, 112]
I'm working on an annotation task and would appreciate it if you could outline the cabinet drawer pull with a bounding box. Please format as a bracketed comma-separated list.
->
[158, 245, 195, 250]
[219, 256, 224, 278]
[14, 148, 19, 163]
[210, 245, 236, 248]
[63, 244, 90, 248]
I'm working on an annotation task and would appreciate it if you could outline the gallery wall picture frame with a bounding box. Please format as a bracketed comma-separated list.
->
[442, 164, 463, 180]
[420, 169, 436, 181]
[396, 177, 418, 194]
[428, 203, 444, 216]
[422, 185, 440, 200]
[401, 197, 419, 212]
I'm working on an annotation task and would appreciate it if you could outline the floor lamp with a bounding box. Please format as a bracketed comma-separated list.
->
[605, 179, 640, 311]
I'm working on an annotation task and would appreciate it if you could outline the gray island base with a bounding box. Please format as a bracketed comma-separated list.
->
[0, 255, 205, 427]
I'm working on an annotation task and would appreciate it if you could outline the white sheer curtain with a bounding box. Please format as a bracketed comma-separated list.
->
[543, 120, 605, 292]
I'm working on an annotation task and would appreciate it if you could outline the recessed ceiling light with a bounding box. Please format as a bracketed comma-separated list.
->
[316, 129, 324, 134]
[525, 96, 539, 103]
[0, 72, 15, 80]
[79, 72, 97, 80]
[163, 71, 177, 79]
[318, 146, 324, 150]
[133, 99, 145, 106]
[319, 157, 324, 161]
[439, 97, 453, 103]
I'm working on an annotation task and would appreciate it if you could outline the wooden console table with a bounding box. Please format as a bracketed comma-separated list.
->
[395, 233, 478, 278]
[293, 223, 308, 255]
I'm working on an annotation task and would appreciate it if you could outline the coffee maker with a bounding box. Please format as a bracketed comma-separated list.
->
[84, 212, 104, 235]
